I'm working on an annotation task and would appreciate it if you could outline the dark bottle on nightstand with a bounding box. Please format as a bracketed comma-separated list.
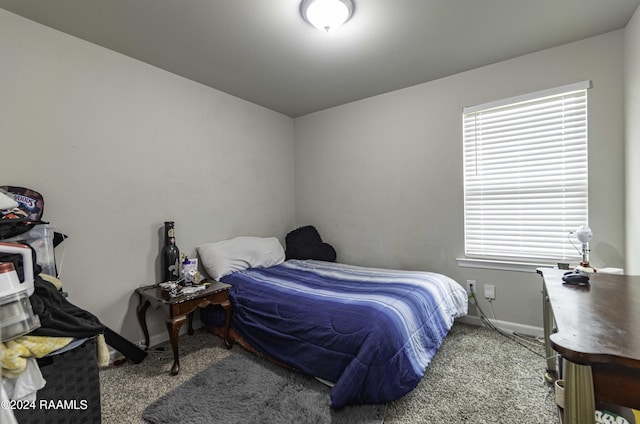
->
[162, 221, 180, 281]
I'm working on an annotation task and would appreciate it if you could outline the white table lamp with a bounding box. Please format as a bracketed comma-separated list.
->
[574, 225, 595, 273]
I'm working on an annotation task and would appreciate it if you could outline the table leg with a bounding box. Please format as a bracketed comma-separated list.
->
[188, 312, 195, 336]
[166, 314, 187, 375]
[221, 299, 232, 349]
[136, 299, 151, 348]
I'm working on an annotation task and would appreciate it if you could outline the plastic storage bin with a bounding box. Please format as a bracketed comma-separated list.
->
[5, 224, 57, 276]
[12, 337, 102, 424]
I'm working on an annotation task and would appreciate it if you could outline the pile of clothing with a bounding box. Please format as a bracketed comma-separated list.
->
[0, 187, 108, 424]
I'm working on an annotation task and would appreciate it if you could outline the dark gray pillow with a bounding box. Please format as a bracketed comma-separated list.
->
[285, 225, 336, 262]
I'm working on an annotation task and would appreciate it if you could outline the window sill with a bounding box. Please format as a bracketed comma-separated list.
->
[455, 257, 556, 273]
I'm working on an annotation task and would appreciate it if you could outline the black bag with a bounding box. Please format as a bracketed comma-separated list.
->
[0, 186, 47, 240]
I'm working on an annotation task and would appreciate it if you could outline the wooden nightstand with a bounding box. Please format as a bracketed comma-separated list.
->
[136, 280, 232, 375]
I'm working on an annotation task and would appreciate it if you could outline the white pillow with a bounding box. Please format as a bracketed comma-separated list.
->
[197, 236, 285, 280]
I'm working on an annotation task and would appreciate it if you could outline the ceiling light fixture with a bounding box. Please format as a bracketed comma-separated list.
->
[300, 0, 354, 32]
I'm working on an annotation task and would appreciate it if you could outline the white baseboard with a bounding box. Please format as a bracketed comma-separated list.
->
[455, 315, 543, 338]
[107, 320, 206, 365]
[108, 347, 124, 364]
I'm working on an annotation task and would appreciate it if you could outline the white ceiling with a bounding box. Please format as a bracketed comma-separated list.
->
[1, 0, 639, 117]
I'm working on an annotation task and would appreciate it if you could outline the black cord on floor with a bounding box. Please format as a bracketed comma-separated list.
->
[469, 293, 545, 358]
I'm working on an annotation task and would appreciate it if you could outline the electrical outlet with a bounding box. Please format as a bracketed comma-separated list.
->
[484, 284, 496, 300]
[466, 280, 476, 294]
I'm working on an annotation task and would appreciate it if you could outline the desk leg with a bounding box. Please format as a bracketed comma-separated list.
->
[136, 299, 151, 348]
[221, 299, 232, 349]
[166, 314, 186, 375]
[564, 360, 596, 424]
[542, 285, 557, 383]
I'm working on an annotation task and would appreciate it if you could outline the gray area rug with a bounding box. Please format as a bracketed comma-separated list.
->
[142, 349, 386, 424]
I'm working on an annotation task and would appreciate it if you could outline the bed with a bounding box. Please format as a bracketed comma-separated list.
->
[198, 237, 468, 409]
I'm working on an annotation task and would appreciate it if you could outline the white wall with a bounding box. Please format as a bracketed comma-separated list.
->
[294, 31, 626, 329]
[0, 10, 296, 341]
[0, 7, 631, 339]
[626, 6, 640, 275]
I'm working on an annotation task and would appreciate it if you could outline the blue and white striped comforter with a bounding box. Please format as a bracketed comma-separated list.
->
[215, 259, 468, 408]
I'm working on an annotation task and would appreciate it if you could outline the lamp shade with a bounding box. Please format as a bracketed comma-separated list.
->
[301, 0, 354, 32]
[575, 226, 593, 243]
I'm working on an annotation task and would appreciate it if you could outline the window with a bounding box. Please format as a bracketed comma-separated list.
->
[463, 81, 590, 263]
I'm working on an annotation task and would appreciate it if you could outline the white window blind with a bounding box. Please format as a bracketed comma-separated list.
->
[463, 81, 590, 262]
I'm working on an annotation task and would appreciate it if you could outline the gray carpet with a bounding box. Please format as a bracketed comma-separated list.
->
[142, 349, 385, 424]
[99, 323, 559, 424]
[384, 323, 559, 423]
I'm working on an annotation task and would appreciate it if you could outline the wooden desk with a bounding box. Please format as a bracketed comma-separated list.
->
[136, 280, 232, 375]
[538, 268, 640, 423]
